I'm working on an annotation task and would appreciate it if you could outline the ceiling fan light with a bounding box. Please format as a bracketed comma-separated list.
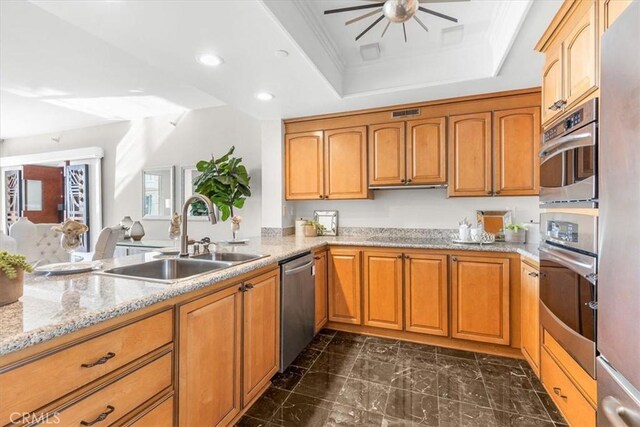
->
[383, 0, 419, 23]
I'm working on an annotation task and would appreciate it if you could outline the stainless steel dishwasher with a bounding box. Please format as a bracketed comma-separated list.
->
[279, 252, 315, 372]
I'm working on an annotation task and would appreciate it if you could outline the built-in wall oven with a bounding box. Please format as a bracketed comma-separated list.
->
[540, 99, 598, 207]
[539, 212, 598, 378]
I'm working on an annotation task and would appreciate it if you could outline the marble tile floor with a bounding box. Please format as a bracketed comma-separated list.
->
[236, 329, 567, 427]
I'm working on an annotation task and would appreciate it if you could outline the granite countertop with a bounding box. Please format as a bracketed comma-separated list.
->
[0, 234, 538, 356]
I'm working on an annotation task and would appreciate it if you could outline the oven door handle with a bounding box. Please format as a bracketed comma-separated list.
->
[539, 243, 596, 277]
[539, 131, 594, 160]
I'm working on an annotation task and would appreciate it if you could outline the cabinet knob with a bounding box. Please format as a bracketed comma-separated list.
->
[397, 254, 403, 259]
[406, 179, 412, 183]
[487, 191, 492, 195]
[553, 387, 568, 400]
[405, 255, 410, 259]
[245, 283, 254, 290]
[400, 179, 406, 183]
[528, 272, 539, 278]
[319, 195, 324, 199]
[451, 256, 458, 262]
[314, 256, 321, 260]
[495, 190, 501, 195]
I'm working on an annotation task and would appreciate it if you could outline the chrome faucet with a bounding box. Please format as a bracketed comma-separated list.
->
[180, 194, 218, 257]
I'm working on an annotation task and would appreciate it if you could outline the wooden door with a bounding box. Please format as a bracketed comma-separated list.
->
[447, 112, 492, 196]
[451, 255, 510, 345]
[242, 270, 280, 406]
[314, 251, 329, 332]
[521, 262, 540, 376]
[285, 131, 324, 200]
[407, 117, 447, 185]
[404, 253, 448, 337]
[324, 127, 369, 199]
[368, 122, 405, 186]
[564, 3, 597, 109]
[493, 107, 541, 196]
[179, 286, 241, 427]
[363, 251, 403, 330]
[542, 45, 564, 125]
[21, 165, 64, 223]
[328, 248, 362, 325]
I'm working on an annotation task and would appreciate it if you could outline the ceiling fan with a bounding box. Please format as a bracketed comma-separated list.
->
[323, 0, 469, 43]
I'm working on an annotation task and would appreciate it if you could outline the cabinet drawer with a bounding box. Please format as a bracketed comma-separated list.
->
[127, 395, 174, 427]
[1, 310, 173, 424]
[541, 348, 595, 427]
[53, 352, 172, 426]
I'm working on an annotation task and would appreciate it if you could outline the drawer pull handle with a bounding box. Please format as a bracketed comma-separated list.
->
[528, 272, 539, 278]
[553, 387, 568, 400]
[81, 352, 115, 368]
[80, 405, 115, 426]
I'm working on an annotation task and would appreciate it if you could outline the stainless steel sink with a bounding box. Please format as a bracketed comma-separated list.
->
[98, 259, 233, 283]
[191, 252, 266, 263]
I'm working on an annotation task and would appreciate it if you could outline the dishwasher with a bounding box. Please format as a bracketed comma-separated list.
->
[279, 251, 315, 372]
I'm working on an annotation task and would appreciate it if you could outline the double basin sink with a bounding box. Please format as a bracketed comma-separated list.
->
[98, 252, 266, 284]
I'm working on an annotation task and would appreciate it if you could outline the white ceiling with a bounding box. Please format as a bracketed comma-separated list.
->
[0, 0, 562, 139]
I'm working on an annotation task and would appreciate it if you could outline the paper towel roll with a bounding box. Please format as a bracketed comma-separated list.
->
[295, 219, 307, 236]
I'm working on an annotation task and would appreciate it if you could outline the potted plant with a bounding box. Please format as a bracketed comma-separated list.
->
[193, 146, 251, 239]
[0, 251, 33, 306]
[304, 220, 326, 237]
[504, 224, 527, 243]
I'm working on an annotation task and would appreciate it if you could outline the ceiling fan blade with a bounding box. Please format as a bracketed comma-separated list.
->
[381, 20, 391, 38]
[325, 2, 385, 15]
[402, 23, 408, 42]
[356, 14, 385, 41]
[418, 6, 458, 22]
[413, 15, 429, 33]
[346, 8, 383, 25]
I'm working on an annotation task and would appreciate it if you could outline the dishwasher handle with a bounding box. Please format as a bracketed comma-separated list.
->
[284, 260, 314, 276]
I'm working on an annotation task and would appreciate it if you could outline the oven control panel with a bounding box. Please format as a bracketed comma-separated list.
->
[542, 98, 598, 144]
[547, 220, 579, 243]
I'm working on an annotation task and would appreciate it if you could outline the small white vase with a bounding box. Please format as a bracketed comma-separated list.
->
[129, 221, 145, 241]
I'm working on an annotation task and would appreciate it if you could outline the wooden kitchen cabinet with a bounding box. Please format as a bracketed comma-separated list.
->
[407, 117, 447, 185]
[448, 112, 492, 196]
[599, 0, 633, 32]
[242, 270, 280, 406]
[542, 44, 564, 124]
[178, 286, 242, 427]
[564, 2, 597, 109]
[404, 253, 449, 337]
[285, 131, 324, 200]
[324, 126, 368, 199]
[368, 122, 405, 186]
[493, 107, 540, 196]
[314, 250, 329, 332]
[451, 255, 510, 345]
[363, 250, 403, 330]
[521, 261, 541, 376]
[328, 248, 362, 325]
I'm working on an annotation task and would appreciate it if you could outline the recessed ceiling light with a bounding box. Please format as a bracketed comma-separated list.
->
[255, 92, 275, 101]
[197, 54, 224, 67]
[275, 50, 289, 58]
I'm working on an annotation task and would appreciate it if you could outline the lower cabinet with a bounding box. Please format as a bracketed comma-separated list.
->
[363, 251, 403, 330]
[404, 253, 449, 337]
[314, 250, 329, 332]
[451, 255, 510, 345]
[521, 261, 540, 375]
[328, 248, 362, 325]
[127, 395, 174, 427]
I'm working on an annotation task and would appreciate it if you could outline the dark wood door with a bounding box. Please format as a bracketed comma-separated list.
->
[22, 165, 64, 223]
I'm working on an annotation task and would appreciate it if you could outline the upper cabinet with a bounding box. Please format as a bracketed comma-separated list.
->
[284, 128, 369, 200]
[536, 0, 598, 126]
[368, 118, 446, 187]
[599, 0, 633, 32]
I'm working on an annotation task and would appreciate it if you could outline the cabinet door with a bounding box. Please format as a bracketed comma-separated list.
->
[599, 0, 633, 32]
[314, 251, 329, 332]
[451, 255, 510, 345]
[368, 122, 406, 186]
[243, 270, 280, 406]
[407, 117, 447, 185]
[564, 3, 597, 109]
[285, 131, 324, 200]
[324, 127, 369, 199]
[493, 107, 541, 196]
[542, 45, 564, 125]
[521, 262, 540, 376]
[404, 253, 448, 337]
[363, 251, 403, 330]
[328, 249, 362, 324]
[448, 112, 492, 196]
[179, 286, 241, 427]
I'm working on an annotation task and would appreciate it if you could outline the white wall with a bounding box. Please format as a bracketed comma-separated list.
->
[0, 105, 263, 243]
[292, 189, 539, 229]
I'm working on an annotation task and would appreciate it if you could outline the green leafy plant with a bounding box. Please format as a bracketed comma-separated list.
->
[504, 223, 527, 232]
[0, 251, 33, 279]
[306, 220, 327, 236]
[192, 146, 251, 221]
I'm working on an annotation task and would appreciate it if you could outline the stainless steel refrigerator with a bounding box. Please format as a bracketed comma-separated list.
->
[598, 1, 640, 426]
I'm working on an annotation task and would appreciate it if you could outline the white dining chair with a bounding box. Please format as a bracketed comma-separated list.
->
[91, 227, 120, 261]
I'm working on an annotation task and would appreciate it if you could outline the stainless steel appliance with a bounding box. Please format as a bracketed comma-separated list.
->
[539, 212, 598, 377]
[598, 3, 640, 425]
[279, 252, 315, 372]
[540, 98, 598, 207]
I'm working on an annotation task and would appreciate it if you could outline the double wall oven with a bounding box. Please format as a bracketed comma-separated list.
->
[539, 99, 599, 379]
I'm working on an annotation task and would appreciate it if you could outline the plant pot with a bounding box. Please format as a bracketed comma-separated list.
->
[0, 269, 24, 306]
[504, 229, 526, 244]
[303, 225, 317, 237]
